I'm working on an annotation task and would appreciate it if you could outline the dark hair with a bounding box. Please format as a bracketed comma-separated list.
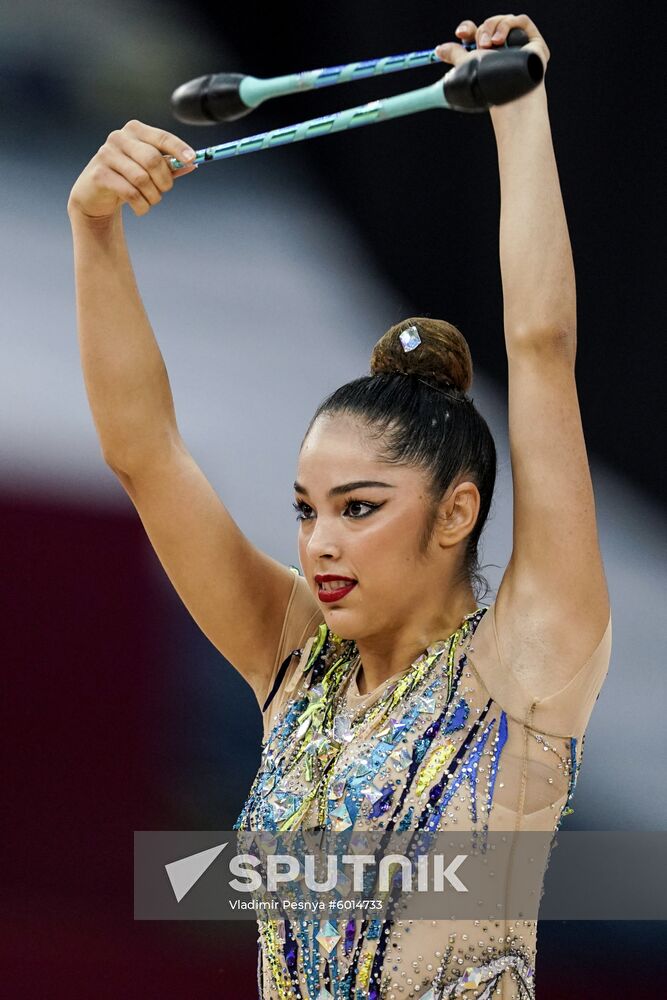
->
[303, 317, 497, 601]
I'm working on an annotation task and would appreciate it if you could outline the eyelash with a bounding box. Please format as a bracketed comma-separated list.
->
[292, 499, 379, 522]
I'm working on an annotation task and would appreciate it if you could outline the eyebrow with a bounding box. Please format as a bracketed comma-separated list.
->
[293, 480, 396, 498]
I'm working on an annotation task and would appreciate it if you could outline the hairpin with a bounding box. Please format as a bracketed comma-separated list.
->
[416, 376, 473, 405]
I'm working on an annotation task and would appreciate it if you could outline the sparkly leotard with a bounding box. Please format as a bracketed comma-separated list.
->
[236, 568, 612, 999]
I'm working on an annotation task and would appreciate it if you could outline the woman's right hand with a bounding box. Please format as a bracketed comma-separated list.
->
[68, 120, 198, 221]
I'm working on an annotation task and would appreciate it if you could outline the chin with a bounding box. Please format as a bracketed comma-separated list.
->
[326, 609, 384, 645]
[320, 607, 360, 641]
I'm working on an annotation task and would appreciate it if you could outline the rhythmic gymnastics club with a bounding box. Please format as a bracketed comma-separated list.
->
[171, 29, 530, 124]
[168, 39, 543, 171]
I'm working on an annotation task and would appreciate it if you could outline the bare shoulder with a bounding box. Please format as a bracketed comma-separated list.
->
[255, 569, 325, 710]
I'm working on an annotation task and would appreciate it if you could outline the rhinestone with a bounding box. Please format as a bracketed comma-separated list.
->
[399, 325, 422, 352]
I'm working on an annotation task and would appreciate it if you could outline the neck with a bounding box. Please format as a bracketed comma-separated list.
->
[354, 584, 480, 697]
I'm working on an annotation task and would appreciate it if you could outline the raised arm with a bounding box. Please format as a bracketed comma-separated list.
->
[437, 16, 610, 696]
[67, 121, 317, 705]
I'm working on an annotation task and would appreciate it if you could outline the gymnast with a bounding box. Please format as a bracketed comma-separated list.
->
[68, 13, 611, 998]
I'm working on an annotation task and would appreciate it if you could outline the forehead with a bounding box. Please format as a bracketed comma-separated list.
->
[297, 414, 420, 490]
[300, 414, 376, 462]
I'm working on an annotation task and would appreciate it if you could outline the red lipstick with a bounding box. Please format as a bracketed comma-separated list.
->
[315, 574, 357, 604]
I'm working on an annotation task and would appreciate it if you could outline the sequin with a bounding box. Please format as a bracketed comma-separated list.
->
[415, 742, 457, 795]
[369, 784, 394, 818]
[330, 802, 353, 831]
[316, 921, 341, 955]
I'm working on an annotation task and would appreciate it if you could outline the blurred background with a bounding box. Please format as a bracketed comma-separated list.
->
[1, 0, 664, 996]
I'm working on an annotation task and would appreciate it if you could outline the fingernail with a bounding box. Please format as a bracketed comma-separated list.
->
[181, 148, 195, 161]
[456, 23, 467, 33]
[492, 30, 503, 41]
[480, 32, 491, 45]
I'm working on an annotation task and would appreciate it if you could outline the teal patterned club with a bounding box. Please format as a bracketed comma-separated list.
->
[168, 30, 543, 170]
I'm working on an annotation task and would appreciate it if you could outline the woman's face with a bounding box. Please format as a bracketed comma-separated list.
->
[295, 413, 443, 642]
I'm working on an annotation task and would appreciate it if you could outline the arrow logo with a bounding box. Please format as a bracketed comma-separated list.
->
[165, 842, 227, 902]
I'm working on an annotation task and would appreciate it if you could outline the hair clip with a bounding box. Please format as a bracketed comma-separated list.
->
[399, 325, 421, 352]
[416, 376, 473, 405]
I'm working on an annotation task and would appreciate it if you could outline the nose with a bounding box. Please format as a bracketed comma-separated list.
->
[305, 513, 343, 562]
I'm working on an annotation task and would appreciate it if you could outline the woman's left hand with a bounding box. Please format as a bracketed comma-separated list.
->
[434, 13, 550, 73]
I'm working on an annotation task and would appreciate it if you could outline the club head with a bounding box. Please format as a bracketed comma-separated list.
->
[171, 73, 253, 124]
[443, 49, 543, 112]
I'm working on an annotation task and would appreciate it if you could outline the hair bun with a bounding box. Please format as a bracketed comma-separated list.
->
[370, 317, 473, 393]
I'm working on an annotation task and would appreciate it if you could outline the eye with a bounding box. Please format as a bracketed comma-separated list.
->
[292, 500, 313, 521]
[344, 500, 378, 519]
[292, 500, 382, 521]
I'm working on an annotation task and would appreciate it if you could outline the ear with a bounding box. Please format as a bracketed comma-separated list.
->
[435, 478, 480, 549]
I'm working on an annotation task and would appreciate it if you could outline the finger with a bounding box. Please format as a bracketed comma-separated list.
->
[480, 13, 548, 62]
[477, 15, 508, 49]
[434, 38, 470, 66]
[121, 119, 196, 165]
[499, 13, 537, 38]
[124, 137, 178, 193]
[101, 145, 164, 206]
[498, 13, 546, 56]
[170, 162, 198, 178]
[92, 162, 152, 216]
[488, 16, 518, 46]
[108, 133, 175, 197]
[454, 19, 477, 40]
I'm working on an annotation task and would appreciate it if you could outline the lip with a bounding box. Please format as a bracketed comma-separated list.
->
[315, 574, 357, 604]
